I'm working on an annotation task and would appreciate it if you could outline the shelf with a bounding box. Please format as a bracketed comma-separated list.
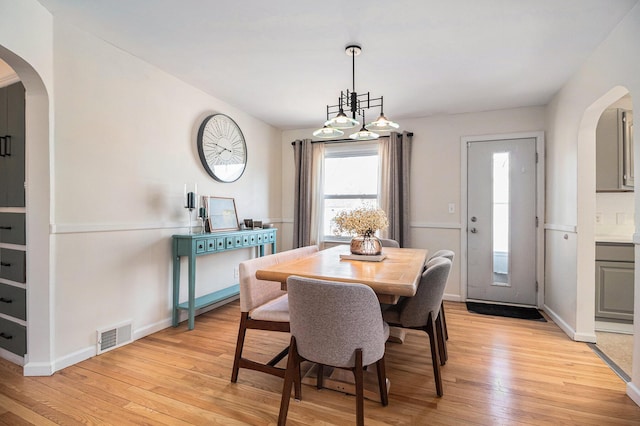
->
[177, 284, 240, 311]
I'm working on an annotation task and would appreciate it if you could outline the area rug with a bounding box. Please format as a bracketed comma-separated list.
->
[466, 302, 546, 321]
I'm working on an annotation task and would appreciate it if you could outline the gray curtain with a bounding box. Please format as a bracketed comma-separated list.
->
[292, 139, 313, 248]
[380, 131, 412, 247]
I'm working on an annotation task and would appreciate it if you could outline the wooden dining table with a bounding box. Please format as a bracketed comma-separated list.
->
[255, 244, 429, 305]
[255, 244, 429, 402]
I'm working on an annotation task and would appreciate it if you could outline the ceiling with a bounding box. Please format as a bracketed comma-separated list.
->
[36, 0, 638, 130]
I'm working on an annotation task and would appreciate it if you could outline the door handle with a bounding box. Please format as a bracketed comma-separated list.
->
[470, 228, 478, 233]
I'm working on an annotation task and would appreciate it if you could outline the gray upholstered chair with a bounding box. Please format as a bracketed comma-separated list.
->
[427, 249, 455, 360]
[382, 257, 452, 397]
[379, 238, 400, 248]
[278, 276, 389, 426]
[231, 245, 318, 384]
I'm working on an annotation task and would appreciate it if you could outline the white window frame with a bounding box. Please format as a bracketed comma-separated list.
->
[321, 141, 380, 242]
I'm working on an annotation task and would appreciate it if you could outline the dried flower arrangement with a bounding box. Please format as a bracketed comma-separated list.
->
[332, 206, 389, 237]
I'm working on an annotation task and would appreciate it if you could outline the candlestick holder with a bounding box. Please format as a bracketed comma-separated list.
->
[184, 183, 198, 234]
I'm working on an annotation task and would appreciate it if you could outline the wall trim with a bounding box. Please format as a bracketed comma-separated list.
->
[23, 362, 54, 376]
[627, 382, 640, 407]
[543, 303, 596, 343]
[633, 233, 640, 245]
[410, 222, 462, 229]
[443, 293, 462, 302]
[51, 220, 284, 234]
[0, 347, 24, 367]
[0, 73, 20, 88]
[545, 223, 578, 233]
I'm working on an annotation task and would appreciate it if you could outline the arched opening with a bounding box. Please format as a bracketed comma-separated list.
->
[577, 85, 634, 380]
[0, 45, 53, 375]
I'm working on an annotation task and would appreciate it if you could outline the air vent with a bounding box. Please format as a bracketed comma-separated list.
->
[96, 321, 132, 355]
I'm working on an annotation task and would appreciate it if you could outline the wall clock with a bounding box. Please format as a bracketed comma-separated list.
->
[197, 113, 247, 183]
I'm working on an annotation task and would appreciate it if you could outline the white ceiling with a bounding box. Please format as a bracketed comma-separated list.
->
[36, 0, 638, 130]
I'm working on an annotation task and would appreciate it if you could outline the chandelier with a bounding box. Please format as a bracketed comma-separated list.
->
[313, 44, 399, 141]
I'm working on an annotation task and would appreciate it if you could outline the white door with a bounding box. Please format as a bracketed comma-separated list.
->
[467, 138, 537, 305]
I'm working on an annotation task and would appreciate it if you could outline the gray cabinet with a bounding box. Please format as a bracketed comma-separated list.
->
[595, 242, 634, 322]
[0, 82, 26, 206]
[596, 108, 634, 192]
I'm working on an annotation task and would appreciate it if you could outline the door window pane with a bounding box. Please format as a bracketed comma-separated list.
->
[492, 152, 509, 284]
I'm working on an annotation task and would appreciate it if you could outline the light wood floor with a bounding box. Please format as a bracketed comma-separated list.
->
[1, 301, 639, 425]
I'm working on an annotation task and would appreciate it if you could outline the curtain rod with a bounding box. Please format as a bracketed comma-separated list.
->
[291, 132, 413, 146]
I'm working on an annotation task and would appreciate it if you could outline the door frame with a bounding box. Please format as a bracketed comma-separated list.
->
[460, 131, 545, 307]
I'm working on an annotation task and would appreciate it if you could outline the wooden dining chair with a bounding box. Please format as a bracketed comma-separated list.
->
[381, 257, 452, 397]
[278, 276, 389, 426]
[231, 245, 318, 384]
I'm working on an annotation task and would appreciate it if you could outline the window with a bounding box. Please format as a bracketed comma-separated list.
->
[322, 141, 379, 240]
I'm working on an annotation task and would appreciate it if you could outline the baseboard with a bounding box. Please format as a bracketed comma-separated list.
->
[23, 361, 54, 377]
[543, 304, 596, 343]
[627, 381, 640, 407]
[443, 293, 462, 302]
[0, 347, 24, 366]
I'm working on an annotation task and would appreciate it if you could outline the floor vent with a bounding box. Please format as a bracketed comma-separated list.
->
[96, 321, 132, 355]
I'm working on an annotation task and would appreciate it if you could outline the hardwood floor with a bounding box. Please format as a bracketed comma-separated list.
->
[1, 301, 639, 425]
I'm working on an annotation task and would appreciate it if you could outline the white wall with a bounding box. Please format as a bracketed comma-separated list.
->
[282, 106, 545, 301]
[544, 1, 640, 405]
[1, 2, 283, 373]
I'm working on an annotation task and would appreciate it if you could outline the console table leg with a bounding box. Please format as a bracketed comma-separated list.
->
[172, 252, 180, 327]
[188, 253, 196, 330]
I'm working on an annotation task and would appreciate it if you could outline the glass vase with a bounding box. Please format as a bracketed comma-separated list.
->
[350, 235, 383, 256]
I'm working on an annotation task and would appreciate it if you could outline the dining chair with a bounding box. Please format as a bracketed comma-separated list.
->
[427, 250, 455, 346]
[379, 238, 400, 248]
[381, 257, 452, 397]
[278, 275, 389, 426]
[231, 245, 318, 384]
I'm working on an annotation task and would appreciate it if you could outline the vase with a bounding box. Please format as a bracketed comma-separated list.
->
[350, 235, 383, 256]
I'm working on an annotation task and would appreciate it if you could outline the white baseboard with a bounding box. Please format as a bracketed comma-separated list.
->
[544, 304, 596, 343]
[0, 347, 24, 366]
[443, 293, 462, 302]
[23, 361, 54, 376]
[627, 382, 640, 407]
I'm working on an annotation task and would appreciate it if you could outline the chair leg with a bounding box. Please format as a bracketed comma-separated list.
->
[278, 337, 300, 425]
[425, 314, 443, 397]
[317, 364, 324, 390]
[354, 349, 365, 426]
[375, 356, 389, 406]
[231, 312, 249, 382]
[435, 313, 448, 366]
[440, 301, 449, 340]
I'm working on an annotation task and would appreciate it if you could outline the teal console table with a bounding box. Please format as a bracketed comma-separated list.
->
[172, 228, 277, 330]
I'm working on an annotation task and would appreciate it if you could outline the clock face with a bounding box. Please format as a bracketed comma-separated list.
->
[197, 114, 247, 183]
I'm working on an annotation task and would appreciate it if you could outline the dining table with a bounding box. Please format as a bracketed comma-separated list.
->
[255, 243, 429, 401]
[255, 244, 429, 304]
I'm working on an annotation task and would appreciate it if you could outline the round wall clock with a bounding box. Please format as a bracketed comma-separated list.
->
[197, 114, 247, 183]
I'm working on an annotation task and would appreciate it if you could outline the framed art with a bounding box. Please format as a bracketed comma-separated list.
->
[206, 196, 239, 232]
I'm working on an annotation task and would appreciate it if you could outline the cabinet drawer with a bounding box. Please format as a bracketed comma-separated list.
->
[206, 238, 217, 252]
[0, 248, 25, 283]
[0, 213, 25, 245]
[195, 240, 206, 254]
[595, 243, 634, 262]
[0, 317, 26, 356]
[0, 283, 26, 320]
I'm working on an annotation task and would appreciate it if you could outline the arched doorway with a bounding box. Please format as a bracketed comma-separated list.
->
[577, 85, 635, 380]
[0, 45, 53, 375]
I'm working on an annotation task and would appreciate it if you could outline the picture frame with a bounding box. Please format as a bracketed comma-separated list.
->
[205, 196, 239, 232]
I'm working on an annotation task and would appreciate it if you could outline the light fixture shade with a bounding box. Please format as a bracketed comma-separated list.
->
[313, 125, 345, 139]
[349, 126, 380, 141]
[325, 110, 359, 129]
[365, 113, 400, 132]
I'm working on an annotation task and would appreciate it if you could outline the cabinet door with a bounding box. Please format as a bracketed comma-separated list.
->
[0, 82, 26, 207]
[595, 260, 634, 322]
[596, 109, 622, 191]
